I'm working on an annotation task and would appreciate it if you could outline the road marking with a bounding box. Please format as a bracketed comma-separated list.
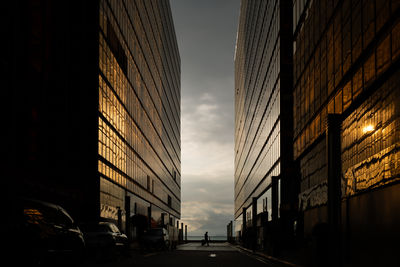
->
[253, 255, 271, 265]
[209, 253, 217, 257]
[144, 252, 158, 257]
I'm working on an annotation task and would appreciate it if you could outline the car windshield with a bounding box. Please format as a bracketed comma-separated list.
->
[23, 202, 74, 227]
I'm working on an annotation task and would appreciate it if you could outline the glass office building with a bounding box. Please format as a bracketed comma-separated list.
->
[293, 0, 400, 264]
[98, 0, 181, 231]
[234, 0, 294, 243]
[6, 0, 180, 233]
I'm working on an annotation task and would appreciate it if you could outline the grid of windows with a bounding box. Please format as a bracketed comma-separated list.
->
[234, 0, 286, 221]
[98, 0, 180, 225]
[294, 0, 400, 211]
[293, 0, 400, 160]
[342, 71, 400, 197]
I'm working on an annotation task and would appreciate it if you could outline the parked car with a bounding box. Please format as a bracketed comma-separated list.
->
[12, 198, 85, 265]
[140, 227, 170, 250]
[79, 222, 128, 255]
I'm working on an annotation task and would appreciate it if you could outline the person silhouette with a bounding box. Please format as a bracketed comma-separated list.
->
[204, 232, 209, 246]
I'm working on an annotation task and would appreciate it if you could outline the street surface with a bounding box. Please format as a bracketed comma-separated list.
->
[82, 242, 288, 267]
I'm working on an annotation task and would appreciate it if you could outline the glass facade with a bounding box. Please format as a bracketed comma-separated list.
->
[342, 72, 400, 197]
[293, 0, 400, 243]
[234, 0, 293, 233]
[98, 0, 181, 228]
[231, 0, 399, 261]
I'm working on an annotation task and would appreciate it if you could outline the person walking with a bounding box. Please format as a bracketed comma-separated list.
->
[204, 232, 209, 246]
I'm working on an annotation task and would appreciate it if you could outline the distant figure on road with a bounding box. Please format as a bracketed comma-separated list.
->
[204, 232, 209, 246]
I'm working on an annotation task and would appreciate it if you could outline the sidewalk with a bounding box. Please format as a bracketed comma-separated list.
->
[234, 245, 304, 267]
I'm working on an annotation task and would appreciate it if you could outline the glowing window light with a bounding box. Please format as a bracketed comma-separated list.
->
[363, 125, 375, 134]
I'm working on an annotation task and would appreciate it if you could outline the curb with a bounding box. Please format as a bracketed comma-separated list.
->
[234, 245, 303, 267]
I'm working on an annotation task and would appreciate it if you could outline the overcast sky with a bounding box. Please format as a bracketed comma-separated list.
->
[170, 0, 241, 236]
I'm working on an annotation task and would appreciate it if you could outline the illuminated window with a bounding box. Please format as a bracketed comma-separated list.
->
[334, 91, 342, 114]
[343, 81, 352, 110]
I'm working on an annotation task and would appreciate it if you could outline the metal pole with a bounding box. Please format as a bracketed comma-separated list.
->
[271, 176, 279, 222]
[242, 207, 247, 245]
[185, 225, 187, 242]
[125, 196, 131, 240]
[252, 197, 258, 250]
[181, 222, 184, 243]
[147, 205, 152, 229]
[326, 114, 342, 267]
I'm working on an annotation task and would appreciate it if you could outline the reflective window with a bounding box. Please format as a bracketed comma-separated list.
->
[234, 0, 285, 220]
[98, 0, 181, 223]
[294, 0, 399, 211]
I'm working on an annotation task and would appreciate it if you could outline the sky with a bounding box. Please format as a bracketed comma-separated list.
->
[170, 0, 241, 236]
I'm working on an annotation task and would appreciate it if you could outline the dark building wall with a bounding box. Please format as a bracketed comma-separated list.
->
[5, 0, 100, 222]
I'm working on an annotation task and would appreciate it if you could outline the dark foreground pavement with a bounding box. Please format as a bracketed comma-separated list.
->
[82, 243, 289, 267]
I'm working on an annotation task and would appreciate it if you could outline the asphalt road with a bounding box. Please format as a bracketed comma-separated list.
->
[82, 243, 288, 267]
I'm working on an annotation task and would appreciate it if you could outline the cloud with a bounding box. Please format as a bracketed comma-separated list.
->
[180, 174, 234, 236]
[182, 176, 234, 204]
[181, 100, 234, 181]
[181, 201, 233, 236]
[182, 91, 233, 146]
[170, 0, 240, 236]
[178, 46, 235, 237]
[179, 85, 235, 236]
[197, 188, 207, 194]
